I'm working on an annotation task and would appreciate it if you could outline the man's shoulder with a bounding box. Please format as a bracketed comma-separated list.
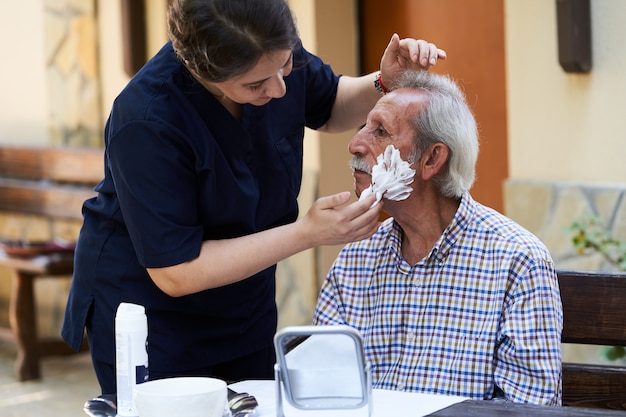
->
[471, 201, 551, 255]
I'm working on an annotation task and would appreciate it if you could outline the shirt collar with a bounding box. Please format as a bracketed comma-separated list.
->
[434, 190, 475, 261]
[389, 191, 476, 265]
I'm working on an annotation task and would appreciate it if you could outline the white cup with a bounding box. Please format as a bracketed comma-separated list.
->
[133, 377, 227, 417]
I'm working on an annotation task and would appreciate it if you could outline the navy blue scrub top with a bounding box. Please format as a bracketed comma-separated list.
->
[61, 41, 339, 375]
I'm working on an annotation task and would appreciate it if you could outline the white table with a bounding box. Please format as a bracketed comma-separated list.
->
[228, 380, 468, 417]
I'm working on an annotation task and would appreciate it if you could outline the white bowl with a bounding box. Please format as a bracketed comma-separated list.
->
[133, 377, 227, 417]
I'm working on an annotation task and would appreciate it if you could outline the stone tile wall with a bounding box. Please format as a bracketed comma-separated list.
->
[44, 0, 103, 147]
[504, 179, 626, 271]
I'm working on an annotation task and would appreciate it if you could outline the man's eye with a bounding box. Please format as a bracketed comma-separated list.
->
[249, 84, 263, 91]
[374, 127, 387, 136]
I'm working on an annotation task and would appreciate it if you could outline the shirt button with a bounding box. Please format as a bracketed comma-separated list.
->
[397, 382, 405, 391]
[407, 332, 416, 342]
[412, 278, 421, 287]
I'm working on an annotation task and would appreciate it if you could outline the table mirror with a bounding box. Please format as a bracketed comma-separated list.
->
[274, 325, 371, 416]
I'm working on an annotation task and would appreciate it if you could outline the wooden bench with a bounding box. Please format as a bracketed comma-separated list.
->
[558, 269, 626, 410]
[0, 145, 103, 381]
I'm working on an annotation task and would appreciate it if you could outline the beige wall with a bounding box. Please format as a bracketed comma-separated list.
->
[97, 0, 129, 122]
[505, 0, 626, 183]
[288, 0, 321, 172]
[0, 1, 48, 145]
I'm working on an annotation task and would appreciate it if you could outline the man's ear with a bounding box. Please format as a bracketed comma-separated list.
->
[419, 143, 449, 180]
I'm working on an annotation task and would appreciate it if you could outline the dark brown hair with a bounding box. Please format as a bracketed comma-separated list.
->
[167, 0, 300, 82]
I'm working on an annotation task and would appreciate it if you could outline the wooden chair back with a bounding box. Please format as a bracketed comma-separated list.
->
[558, 269, 626, 410]
[0, 145, 102, 221]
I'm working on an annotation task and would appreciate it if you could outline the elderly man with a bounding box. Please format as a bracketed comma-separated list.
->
[313, 71, 562, 405]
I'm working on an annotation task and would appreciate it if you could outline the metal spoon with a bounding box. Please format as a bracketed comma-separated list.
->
[83, 394, 116, 417]
[228, 388, 259, 416]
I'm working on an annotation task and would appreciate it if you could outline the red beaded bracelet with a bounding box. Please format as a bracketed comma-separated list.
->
[374, 71, 388, 95]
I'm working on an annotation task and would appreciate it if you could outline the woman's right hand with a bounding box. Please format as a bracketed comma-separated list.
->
[148, 191, 382, 297]
[298, 191, 383, 247]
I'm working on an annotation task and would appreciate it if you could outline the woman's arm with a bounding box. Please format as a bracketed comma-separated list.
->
[147, 191, 382, 297]
[318, 34, 446, 133]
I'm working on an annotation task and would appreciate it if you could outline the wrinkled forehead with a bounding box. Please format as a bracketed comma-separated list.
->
[373, 89, 428, 124]
[383, 87, 429, 108]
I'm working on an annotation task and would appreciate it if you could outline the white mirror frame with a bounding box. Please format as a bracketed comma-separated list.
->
[273, 325, 372, 417]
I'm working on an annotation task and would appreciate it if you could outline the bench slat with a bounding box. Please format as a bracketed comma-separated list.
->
[562, 363, 626, 410]
[0, 145, 103, 184]
[0, 179, 96, 221]
[559, 270, 626, 346]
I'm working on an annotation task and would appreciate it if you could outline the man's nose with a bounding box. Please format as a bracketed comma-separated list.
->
[348, 127, 368, 155]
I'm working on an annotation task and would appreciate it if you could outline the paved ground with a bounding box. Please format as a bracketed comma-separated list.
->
[0, 339, 100, 417]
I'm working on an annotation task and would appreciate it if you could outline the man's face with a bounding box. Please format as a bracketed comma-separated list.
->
[348, 89, 426, 197]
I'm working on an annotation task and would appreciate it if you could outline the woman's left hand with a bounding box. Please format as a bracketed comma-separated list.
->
[380, 33, 446, 88]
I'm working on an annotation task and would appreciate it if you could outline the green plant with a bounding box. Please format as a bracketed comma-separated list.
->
[603, 346, 626, 361]
[568, 213, 626, 271]
[567, 212, 626, 362]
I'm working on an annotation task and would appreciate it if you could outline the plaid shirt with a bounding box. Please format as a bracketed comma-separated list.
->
[313, 192, 562, 405]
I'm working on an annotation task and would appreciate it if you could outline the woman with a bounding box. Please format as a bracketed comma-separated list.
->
[62, 0, 445, 394]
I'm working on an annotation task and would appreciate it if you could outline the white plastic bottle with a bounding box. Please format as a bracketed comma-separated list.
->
[115, 302, 149, 417]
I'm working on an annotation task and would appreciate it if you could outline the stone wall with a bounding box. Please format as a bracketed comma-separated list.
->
[45, 0, 103, 147]
[504, 179, 626, 271]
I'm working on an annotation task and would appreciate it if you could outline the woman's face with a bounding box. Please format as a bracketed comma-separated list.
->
[207, 49, 293, 106]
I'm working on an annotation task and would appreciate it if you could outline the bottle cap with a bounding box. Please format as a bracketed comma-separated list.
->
[116, 302, 146, 332]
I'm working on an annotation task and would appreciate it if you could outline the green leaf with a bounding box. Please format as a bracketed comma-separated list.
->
[604, 346, 626, 361]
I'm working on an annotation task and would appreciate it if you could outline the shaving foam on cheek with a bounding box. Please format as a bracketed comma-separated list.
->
[358, 145, 416, 207]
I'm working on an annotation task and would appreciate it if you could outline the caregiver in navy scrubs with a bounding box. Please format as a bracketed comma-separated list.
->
[61, 0, 445, 394]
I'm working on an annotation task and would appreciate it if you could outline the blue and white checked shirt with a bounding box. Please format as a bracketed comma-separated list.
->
[313, 192, 562, 405]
